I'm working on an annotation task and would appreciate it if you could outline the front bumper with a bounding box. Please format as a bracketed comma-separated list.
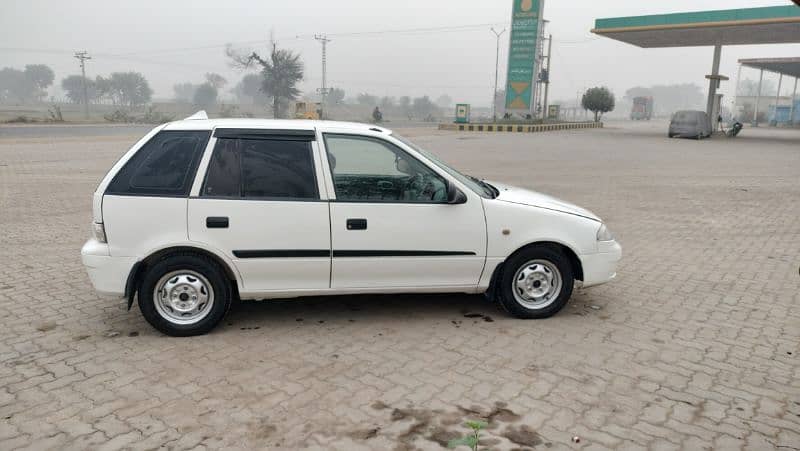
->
[81, 239, 136, 297]
[579, 240, 622, 288]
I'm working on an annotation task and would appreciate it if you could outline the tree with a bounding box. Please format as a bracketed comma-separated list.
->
[0, 68, 26, 103]
[205, 73, 227, 89]
[398, 96, 412, 118]
[227, 42, 304, 118]
[738, 78, 777, 97]
[62, 75, 97, 104]
[193, 83, 218, 107]
[380, 96, 395, 111]
[412, 95, 440, 121]
[233, 74, 267, 105]
[173, 83, 196, 103]
[327, 87, 345, 105]
[582, 87, 615, 122]
[24, 64, 54, 101]
[435, 94, 453, 109]
[357, 92, 378, 106]
[0, 64, 54, 103]
[97, 72, 152, 107]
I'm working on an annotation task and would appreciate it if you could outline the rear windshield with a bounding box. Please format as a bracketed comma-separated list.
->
[106, 130, 210, 197]
[673, 111, 703, 124]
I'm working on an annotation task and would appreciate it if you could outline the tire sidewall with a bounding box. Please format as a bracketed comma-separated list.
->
[138, 255, 230, 336]
[498, 246, 574, 319]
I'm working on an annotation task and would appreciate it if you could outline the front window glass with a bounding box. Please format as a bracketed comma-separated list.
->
[392, 134, 495, 199]
[324, 134, 448, 203]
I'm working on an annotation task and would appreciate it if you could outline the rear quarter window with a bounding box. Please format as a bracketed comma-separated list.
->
[106, 130, 210, 196]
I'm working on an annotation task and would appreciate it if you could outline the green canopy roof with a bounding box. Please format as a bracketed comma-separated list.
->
[592, 5, 800, 48]
[739, 57, 800, 78]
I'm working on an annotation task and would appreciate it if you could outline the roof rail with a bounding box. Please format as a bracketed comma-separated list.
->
[184, 110, 208, 121]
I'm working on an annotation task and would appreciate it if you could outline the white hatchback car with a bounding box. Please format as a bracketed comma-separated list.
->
[82, 113, 621, 336]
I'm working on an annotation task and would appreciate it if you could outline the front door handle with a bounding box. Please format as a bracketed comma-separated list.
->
[206, 217, 229, 228]
[346, 218, 367, 230]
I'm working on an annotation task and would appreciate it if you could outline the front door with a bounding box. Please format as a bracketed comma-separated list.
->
[188, 130, 331, 293]
[322, 133, 486, 289]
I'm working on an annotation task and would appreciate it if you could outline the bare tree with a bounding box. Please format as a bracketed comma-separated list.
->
[205, 73, 227, 90]
[226, 42, 304, 118]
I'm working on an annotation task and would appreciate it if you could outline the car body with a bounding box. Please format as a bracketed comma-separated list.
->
[82, 112, 621, 335]
[668, 110, 712, 139]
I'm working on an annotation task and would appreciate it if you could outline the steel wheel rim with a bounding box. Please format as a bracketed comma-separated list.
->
[512, 259, 562, 309]
[153, 270, 214, 325]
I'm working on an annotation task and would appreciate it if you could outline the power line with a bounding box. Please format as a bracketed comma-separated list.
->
[0, 21, 510, 59]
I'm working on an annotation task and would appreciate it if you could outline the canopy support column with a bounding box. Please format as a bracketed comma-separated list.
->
[774, 74, 783, 126]
[790, 77, 798, 125]
[754, 69, 764, 127]
[706, 45, 722, 130]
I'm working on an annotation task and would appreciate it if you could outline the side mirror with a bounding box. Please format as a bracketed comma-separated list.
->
[447, 182, 467, 204]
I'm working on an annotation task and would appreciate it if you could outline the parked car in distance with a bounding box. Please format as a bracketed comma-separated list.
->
[82, 112, 622, 336]
[668, 110, 712, 139]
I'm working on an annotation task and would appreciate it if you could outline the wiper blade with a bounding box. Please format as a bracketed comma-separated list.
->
[467, 175, 497, 198]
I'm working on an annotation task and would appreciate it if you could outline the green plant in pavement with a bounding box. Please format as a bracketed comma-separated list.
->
[448, 420, 488, 451]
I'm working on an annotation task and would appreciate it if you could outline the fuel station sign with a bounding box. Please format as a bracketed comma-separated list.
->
[505, 0, 544, 114]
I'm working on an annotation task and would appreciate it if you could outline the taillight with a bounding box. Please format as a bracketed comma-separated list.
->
[92, 222, 107, 243]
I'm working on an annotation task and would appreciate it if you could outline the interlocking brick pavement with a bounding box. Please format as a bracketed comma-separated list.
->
[0, 121, 798, 450]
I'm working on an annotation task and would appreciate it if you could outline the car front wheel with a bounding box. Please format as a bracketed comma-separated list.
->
[497, 245, 574, 319]
[138, 253, 231, 336]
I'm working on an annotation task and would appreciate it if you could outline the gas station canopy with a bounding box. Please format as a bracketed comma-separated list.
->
[591, 5, 800, 48]
[738, 57, 800, 78]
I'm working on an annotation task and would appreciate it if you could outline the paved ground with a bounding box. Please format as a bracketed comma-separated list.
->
[1, 121, 799, 450]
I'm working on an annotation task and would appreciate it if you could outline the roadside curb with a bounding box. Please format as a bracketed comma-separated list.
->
[438, 121, 603, 133]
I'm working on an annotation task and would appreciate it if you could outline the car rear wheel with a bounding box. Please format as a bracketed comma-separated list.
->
[497, 245, 574, 319]
[138, 254, 231, 336]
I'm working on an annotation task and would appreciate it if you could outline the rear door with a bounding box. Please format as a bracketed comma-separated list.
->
[188, 128, 331, 293]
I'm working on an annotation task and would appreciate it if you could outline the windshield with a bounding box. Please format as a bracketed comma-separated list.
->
[392, 134, 496, 199]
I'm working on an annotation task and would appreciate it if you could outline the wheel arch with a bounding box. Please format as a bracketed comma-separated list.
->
[125, 245, 241, 310]
[486, 241, 584, 301]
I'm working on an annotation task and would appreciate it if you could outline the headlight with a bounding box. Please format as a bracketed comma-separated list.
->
[596, 223, 614, 242]
[92, 222, 107, 243]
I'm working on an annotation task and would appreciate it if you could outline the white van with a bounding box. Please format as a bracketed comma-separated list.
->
[82, 114, 621, 336]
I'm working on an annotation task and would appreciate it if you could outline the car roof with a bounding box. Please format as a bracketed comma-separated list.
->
[162, 117, 393, 134]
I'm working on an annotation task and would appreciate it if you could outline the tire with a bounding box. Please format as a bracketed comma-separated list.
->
[497, 245, 574, 319]
[138, 253, 231, 336]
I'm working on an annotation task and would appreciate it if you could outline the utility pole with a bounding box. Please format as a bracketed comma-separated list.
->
[314, 34, 331, 119]
[74, 51, 91, 120]
[490, 27, 506, 123]
[542, 34, 553, 121]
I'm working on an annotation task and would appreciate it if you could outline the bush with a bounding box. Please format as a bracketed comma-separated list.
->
[5, 115, 37, 124]
[105, 107, 174, 124]
[104, 109, 137, 123]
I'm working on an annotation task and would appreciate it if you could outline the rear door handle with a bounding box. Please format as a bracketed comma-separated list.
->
[206, 217, 229, 228]
[346, 218, 367, 230]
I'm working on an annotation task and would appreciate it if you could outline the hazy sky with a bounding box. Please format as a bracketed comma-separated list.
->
[2, 0, 799, 106]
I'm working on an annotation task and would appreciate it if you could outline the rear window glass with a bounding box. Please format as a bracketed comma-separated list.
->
[106, 130, 210, 196]
[203, 138, 318, 200]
